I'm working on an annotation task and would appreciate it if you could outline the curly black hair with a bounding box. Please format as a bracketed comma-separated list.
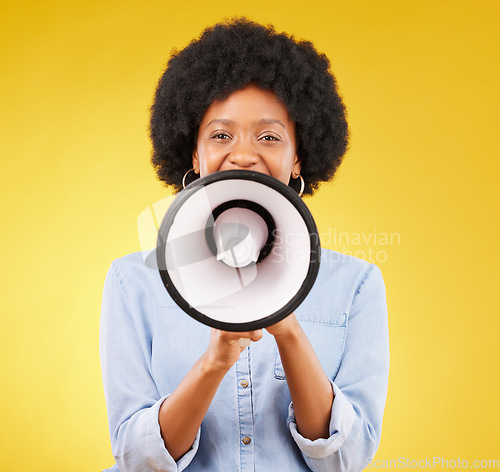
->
[150, 17, 349, 196]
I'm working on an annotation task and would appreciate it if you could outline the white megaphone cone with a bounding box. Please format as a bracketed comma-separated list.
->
[156, 170, 320, 332]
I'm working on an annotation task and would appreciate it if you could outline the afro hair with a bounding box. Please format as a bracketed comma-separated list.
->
[150, 17, 349, 196]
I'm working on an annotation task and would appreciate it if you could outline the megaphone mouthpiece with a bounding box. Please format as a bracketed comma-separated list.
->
[212, 207, 269, 268]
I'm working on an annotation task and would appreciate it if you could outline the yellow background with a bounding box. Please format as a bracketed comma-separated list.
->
[1, 0, 499, 470]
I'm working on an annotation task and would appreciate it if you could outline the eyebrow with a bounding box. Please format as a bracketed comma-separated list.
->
[205, 118, 286, 130]
[255, 119, 286, 129]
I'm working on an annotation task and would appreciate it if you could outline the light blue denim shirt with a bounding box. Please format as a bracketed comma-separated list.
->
[100, 248, 389, 472]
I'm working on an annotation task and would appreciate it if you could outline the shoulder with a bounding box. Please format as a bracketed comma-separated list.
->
[105, 249, 174, 307]
[108, 250, 154, 285]
[318, 248, 383, 287]
[299, 248, 384, 314]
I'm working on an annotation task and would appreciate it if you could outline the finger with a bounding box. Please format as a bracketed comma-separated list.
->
[238, 330, 262, 348]
[214, 328, 263, 344]
[238, 338, 252, 348]
[248, 329, 263, 342]
[237, 330, 263, 345]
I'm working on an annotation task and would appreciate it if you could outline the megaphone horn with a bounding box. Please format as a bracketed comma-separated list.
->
[156, 169, 320, 332]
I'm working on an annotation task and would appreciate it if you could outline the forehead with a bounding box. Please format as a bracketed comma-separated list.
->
[201, 84, 293, 124]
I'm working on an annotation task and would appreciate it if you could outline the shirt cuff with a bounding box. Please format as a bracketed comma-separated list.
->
[135, 395, 201, 471]
[287, 381, 355, 460]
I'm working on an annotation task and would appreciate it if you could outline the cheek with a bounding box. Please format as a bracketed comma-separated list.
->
[270, 146, 296, 179]
[197, 142, 223, 175]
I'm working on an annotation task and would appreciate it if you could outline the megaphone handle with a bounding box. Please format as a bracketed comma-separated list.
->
[239, 338, 251, 348]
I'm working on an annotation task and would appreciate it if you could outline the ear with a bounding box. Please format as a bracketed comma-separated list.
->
[292, 154, 301, 178]
[192, 150, 200, 174]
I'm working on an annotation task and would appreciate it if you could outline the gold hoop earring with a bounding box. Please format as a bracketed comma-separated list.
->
[182, 168, 198, 189]
[293, 174, 305, 197]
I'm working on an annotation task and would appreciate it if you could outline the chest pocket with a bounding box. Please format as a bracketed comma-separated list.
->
[274, 311, 347, 381]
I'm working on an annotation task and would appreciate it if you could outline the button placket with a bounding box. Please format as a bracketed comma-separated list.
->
[235, 347, 255, 471]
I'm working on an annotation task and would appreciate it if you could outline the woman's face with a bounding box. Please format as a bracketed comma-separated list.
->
[193, 84, 300, 185]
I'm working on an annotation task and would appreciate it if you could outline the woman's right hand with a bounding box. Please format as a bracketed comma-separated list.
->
[203, 328, 263, 372]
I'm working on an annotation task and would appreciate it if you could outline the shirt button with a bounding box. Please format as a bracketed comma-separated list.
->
[242, 436, 251, 445]
[240, 380, 249, 388]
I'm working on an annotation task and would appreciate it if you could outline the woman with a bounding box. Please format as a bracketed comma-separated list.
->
[100, 18, 389, 472]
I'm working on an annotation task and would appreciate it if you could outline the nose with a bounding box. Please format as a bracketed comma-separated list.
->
[227, 143, 259, 168]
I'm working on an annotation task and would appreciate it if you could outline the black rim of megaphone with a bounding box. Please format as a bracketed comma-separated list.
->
[156, 169, 321, 332]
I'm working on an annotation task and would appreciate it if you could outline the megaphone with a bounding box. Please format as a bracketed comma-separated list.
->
[156, 170, 320, 332]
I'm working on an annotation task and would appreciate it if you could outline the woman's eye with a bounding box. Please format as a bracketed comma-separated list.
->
[211, 133, 231, 140]
[260, 135, 280, 141]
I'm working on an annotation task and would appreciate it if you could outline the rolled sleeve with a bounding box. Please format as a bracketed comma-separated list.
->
[287, 381, 355, 459]
[135, 396, 200, 471]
